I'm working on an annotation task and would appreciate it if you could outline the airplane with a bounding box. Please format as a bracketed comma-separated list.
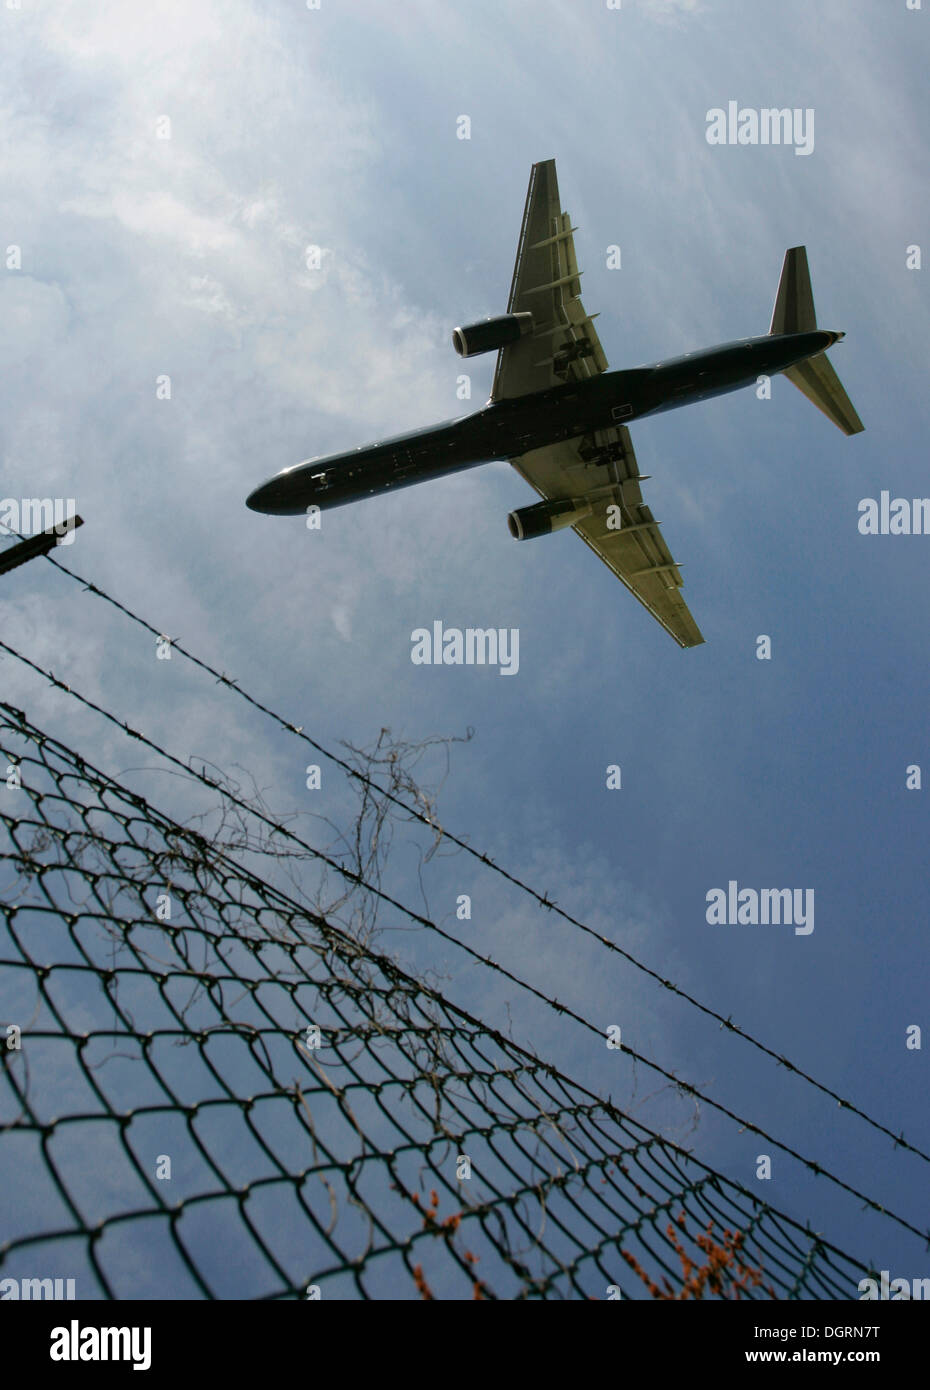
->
[246, 158, 864, 647]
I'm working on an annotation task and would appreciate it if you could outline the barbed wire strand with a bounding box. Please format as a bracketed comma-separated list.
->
[0, 699, 879, 1298]
[1, 639, 926, 1249]
[1, 540, 923, 1174]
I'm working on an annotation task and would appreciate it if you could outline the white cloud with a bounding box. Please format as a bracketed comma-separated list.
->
[0, 277, 70, 368]
[638, 0, 705, 19]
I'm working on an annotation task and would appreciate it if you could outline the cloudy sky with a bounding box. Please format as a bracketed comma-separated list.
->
[1, 0, 928, 1298]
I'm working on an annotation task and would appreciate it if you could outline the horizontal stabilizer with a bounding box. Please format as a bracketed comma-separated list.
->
[770, 246, 817, 335]
[783, 353, 864, 435]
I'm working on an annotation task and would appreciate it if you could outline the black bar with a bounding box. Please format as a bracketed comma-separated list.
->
[0, 516, 84, 577]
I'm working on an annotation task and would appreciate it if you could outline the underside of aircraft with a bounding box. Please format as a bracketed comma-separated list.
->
[247, 160, 863, 647]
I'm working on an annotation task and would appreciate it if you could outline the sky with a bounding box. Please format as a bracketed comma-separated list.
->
[1, 0, 929, 1300]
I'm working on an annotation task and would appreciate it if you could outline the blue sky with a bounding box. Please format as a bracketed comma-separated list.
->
[1, 0, 928, 1298]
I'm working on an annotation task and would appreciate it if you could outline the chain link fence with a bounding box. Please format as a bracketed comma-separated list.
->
[0, 701, 870, 1299]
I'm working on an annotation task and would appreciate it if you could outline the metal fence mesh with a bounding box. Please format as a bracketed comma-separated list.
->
[0, 700, 869, 1299]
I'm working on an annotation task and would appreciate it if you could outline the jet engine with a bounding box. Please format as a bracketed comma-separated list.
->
[452, 312, 534, 358]
[507, 497, 594, 540]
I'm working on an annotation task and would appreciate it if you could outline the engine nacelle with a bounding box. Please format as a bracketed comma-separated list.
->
[508, 497, 594, 541]
[452, 312, 533, 358]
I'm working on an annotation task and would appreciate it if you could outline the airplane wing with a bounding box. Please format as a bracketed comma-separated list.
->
[498, 160, 704, 648]
[511, 425, 705, 648]
[491, 159, 609, 402]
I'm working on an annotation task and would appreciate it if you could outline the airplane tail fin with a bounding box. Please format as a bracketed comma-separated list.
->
[769, 245, 817, 335]
[769, 246, 864, 435]
[779, 352, 865, 436]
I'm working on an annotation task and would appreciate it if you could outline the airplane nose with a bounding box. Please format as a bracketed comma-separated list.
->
[246, 477, 290, 513]
[246, 481, 271, 512]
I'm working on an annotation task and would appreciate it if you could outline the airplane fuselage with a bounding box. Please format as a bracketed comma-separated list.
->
[246, 329, 837, 515]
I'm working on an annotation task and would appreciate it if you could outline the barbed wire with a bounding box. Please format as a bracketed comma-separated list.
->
[1, 639, 926, 1248]
[4, 539, 924, 1174]
[0, 700, 875, 1298]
